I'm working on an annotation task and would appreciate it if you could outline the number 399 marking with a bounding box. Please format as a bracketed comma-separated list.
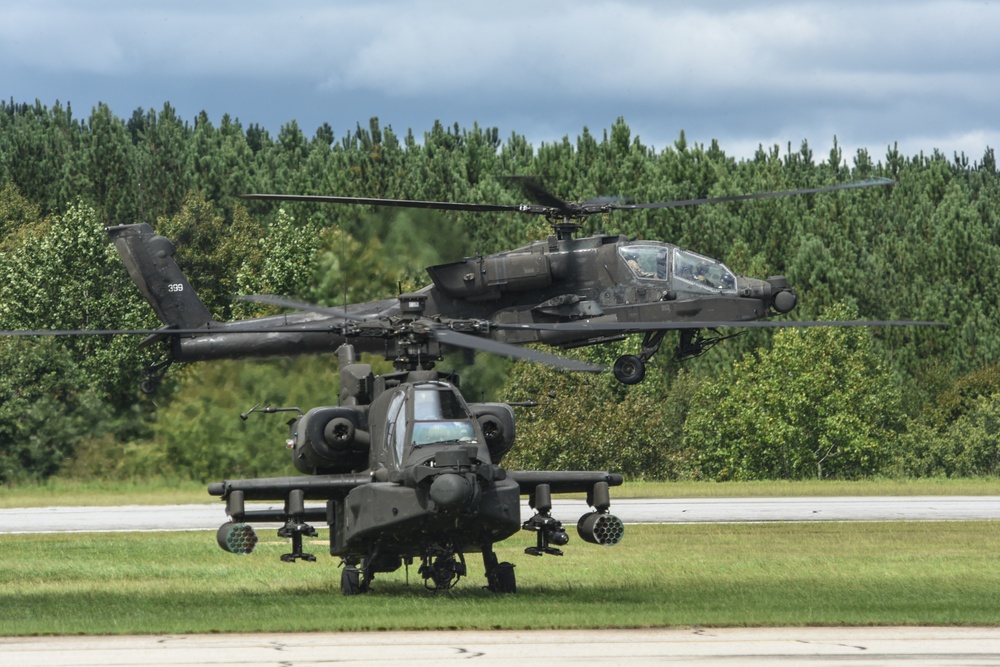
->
[167, 283, 184, 293]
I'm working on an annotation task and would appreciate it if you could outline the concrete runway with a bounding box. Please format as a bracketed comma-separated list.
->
[4, 499, 997, 666]
[5, 627, 1000, 666]
[2, 496, 998, 533]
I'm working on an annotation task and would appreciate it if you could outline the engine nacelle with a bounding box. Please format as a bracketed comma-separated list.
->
[293, 406, 370, 474]
[427, 253, 552, 301]
[469, 403, 516, 463]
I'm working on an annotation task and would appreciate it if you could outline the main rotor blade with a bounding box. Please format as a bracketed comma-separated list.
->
[0, 326, 356, 337]
[238, 294, 602, 371]
[433, 327, 603, 372]
[1, 317, 943, 341]
[610, 178, 894, 212]
[235, 294, 374, 321]
[494, 318, 946, 333]
[505, 176, 573, 212]
[242, 178, 893, 219]
[0, 328, 184, 337]
[241, 193, 533, 214]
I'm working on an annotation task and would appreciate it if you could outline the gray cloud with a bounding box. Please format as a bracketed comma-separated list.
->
[1, 0, 997, 162]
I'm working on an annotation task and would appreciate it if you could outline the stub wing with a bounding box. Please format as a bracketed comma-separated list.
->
[506, 470, 624, 495]
[208, 473, 370, 502]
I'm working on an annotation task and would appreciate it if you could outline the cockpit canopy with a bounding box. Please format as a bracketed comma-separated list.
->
[385, 382, 479, 467]
[410, 384, 477, 445]
[618, 243, 737, 293]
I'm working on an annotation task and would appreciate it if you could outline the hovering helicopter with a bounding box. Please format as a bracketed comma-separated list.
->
[98, 176, 936, 392]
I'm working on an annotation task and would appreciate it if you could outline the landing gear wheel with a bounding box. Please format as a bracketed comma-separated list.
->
[340, 566, 365, 595]
[483, 547, 517, 594]
[613, 354, 646, 385]
[490, 562, 516, 594]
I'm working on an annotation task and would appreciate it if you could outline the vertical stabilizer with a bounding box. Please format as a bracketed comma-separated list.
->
[106, 223, 215, 328]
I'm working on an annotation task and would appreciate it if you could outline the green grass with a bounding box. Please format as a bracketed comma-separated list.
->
[2, 477, 997, 508]
[0, 478, 209, 508]
[2, 522, 998, 635]
[620, 477, 1000, 498]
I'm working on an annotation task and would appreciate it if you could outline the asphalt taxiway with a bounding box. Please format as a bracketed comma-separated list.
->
[5, 627, 1000, 666]
[2, 496, 998, 534]
[3, 498, 997, 666]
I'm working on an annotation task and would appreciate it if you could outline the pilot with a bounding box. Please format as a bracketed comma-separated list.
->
[624, 252, 652, 278]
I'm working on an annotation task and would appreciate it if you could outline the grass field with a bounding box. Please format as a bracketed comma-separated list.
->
[1, 477, 997, 508]
[2, 521, 999, 635]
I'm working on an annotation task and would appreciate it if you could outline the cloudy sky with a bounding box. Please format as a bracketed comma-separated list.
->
[3, 0, 998, 163]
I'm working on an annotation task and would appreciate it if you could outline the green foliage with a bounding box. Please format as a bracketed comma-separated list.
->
[502, 342, 700, 479]
[0, 203, 154, 400]
[923, 363, 1000, 428]
[129, 103, 193, 222]
[3, 100, 1000, 482]
[126, 357, 343, 482]
[684, 304, 904, 480]
[894, 364, 1000, 478]
[0, 204, 156, 481]
[895, 396, 1000, 478]
[82, 103, 140, 226]
[0, 338, 102, 482]
[0, 182, 44, 248]
[231, 206, 322, 313]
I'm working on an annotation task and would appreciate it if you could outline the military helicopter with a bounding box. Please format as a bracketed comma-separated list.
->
[2, 178, 937, 593]
[95, 178, 935, 593]
[211, 342, 624, 594]
[59, 223, 625, 595]
[101, 176, 935, 392]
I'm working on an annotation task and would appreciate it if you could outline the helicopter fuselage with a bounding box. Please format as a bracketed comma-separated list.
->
[155, 231, 795, 365]
[209, 357, 624, 593]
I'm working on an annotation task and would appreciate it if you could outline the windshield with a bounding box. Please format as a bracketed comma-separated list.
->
[619, 244, 668, 280]
[410, 385, 477, 446]
[411, 421, 477, 446]
[672, 248, 737, 292]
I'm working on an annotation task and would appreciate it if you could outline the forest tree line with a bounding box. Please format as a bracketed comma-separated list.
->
[1, 99, 999, 484]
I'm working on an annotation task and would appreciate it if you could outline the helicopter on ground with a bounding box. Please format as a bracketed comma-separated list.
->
[102, 176, 935, 393]
[211, 342, 623, 594]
